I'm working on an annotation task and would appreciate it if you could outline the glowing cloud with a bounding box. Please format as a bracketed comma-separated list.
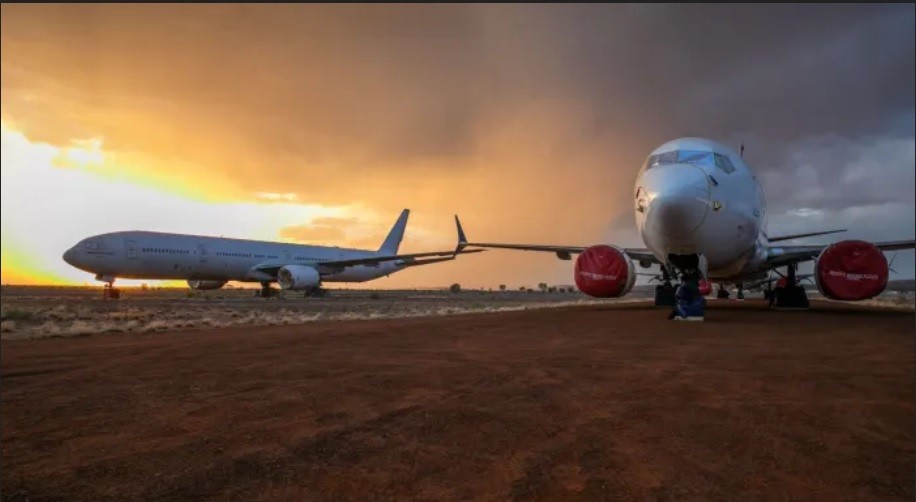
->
[0, 123, 357, 285]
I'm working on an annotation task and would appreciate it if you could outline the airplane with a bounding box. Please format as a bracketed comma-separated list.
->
[455, 137, 915, 311]
[62, 209, 484, 297]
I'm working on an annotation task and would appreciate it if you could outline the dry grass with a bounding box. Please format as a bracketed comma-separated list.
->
[0, 288, 621, 340]
[2, 286, 911, 340]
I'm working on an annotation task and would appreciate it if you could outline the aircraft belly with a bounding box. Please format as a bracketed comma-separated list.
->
[324, 266, 384, 283]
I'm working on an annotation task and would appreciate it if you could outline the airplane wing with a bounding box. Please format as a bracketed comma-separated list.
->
[765, 239, 915, 268]
[454, 215, 660, 264]
[250, 248, 485, 278]
[317, 248, 485, 269]
[765, 229, 847, 242]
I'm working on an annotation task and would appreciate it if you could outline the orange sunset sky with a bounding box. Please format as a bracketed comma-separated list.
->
[2, 4, 914, 288]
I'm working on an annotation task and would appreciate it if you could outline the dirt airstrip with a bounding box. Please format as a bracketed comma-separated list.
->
[2, 301, 913, 501]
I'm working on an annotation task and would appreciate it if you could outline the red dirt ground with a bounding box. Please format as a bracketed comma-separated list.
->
[2, 301, 913, 501]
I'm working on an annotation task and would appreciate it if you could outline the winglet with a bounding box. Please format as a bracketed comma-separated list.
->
[454, 215, 468, 255]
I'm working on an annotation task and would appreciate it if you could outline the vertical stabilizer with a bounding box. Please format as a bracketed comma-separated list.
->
[378, 209, 410, 254]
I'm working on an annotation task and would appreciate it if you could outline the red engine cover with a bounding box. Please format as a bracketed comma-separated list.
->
[698, 279, 711, 296]
[815, 240, 888, 301]
[574, 245, 635, 298]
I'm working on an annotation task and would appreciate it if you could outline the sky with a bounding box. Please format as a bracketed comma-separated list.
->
[1, 4, 914, 289]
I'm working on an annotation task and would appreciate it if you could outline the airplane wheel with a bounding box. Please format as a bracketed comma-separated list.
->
[257, 285, 278, 299]
[654, 284, 676, 307]
[103, 284, 121, 299]
[772, 286, 809, 310]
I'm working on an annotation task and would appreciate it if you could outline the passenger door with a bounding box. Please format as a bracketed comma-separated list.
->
[125, 240, 138, 260]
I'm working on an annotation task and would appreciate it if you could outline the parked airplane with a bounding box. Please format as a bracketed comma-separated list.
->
[63, 209, 483, 297]
[456, 137, 915, 310]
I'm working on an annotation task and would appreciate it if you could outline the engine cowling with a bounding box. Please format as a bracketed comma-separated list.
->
[814, 240, 888, 301]
[277, 265, 321, 291]
[698, 279, 712, 296]
[573, 245, 636, 298]
[188, 280, 227, 290]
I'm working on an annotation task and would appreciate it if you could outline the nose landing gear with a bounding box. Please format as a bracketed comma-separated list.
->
[654, 266, 676, 307]
[102, 282, 120, 299]
[664, 254, 706, 321]
[95, 274, 120, 299]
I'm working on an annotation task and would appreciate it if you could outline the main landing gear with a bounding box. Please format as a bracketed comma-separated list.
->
[771, 264, 809, 310]
[303, 287, 329, 298]
[715, 284, 744, 300]
[255, 281, 281, 299]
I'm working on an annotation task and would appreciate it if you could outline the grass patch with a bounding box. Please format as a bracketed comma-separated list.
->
[2, 309, 34, 321]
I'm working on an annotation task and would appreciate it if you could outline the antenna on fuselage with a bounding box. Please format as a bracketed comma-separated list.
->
[739, 143, 745, 158]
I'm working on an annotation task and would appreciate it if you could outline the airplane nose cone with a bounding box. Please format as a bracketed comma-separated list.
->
[649, 195, 708, 237]
[63, 247, 77, 266]
[643, 164, 710, 238]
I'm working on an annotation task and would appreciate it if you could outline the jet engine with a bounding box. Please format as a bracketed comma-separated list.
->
[573, 245, 636, 298]
[277, 265, 321, 291]
[187, 280, 227, 290]
[814, 240, 888, 301]
[698, 279, 712, 296]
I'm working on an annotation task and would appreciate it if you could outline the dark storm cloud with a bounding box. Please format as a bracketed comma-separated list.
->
[3, 4, 912, 172]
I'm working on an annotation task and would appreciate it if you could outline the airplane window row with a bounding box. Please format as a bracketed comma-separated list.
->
[143, 248, 189, 254]
[217, 252, 253, 258]
[644, 150, 736, 174]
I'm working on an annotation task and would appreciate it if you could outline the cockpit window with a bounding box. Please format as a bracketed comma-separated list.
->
[714, 153, 736, 174]
[644, 149, 716, 170]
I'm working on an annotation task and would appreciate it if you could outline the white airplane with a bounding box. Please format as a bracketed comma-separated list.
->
[62, 209, 483, 297]
[456, 137, 915, 310]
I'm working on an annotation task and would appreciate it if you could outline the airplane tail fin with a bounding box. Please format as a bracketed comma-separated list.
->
[378, 209, 410, 255]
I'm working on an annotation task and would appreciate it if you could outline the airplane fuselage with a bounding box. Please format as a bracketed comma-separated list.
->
[63, 231, 402, 284]
[633, 138, 770, 283]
